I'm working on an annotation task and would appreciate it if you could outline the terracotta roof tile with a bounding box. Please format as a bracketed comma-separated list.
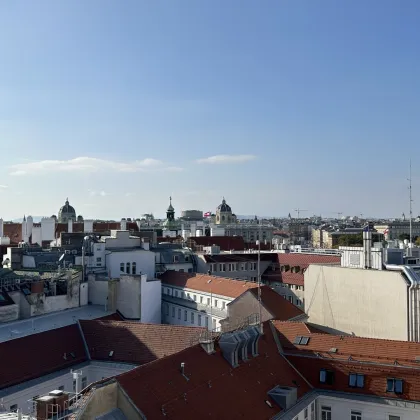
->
[248, 287, 304, 320]
[3, 223, 22, 244]
[116, 323, 311, 419]
[203, 253, 277, 263]
[80, 320, 204, 365]
[55, 221, 140, 236]
[159, 271, 259, 299]
[0, 325, 87, 390]
[273, 320, 420, 367]
[187, 236, 246, 251]
[97, 312, 125, 321]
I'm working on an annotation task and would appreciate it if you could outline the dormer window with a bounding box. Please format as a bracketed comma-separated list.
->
[386, 378, 403, 394]
[319, 369, 334, 385]
[349, 373, 364, 388]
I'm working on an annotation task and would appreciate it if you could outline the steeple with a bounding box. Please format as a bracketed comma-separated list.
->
[166, 196, 175, 221]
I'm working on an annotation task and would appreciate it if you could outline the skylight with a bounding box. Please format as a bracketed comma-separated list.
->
[293, 336, 310, 345]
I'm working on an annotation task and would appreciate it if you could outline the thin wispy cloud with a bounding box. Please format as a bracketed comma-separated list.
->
[125, 192, 136, 197]
[89, 190, 110, 197]
[9, 157, 183, 176]
[196, 154, 257, 164]
[0, 185, 8, 189]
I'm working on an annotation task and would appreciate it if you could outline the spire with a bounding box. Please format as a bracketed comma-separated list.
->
[23, 215, 26, 222]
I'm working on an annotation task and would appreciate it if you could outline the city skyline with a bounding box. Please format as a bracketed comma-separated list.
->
[1, 0, 419, 219]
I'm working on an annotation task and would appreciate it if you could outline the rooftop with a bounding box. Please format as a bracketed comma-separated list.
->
[159, 271, 259, 298]
[80, 320, 204, 365]
[0, 324, 87, 390]
[116, 322, 311, 419]
[0, 305, 111, 343]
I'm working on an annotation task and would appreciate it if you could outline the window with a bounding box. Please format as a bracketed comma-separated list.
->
[387, 378, 403, 394]
[73, 378, 77, 391]
[304, 407, 308, 420]
[294, 336, 310, 345]
[319, 369, 334, 385]
[288, 296, 293, 303]
[178, 308, 181, 319]
[349, 373, 364, 388]
[172, 306, 175, 317]
[207, 297, 210, 306]
[222, 301, 226, 310]
[193, 295, 197, 301]
[174, 290, 178, 297]
[32, 396, 38, 411]
[184, 310, 187, 321]
[58, 386, 64, 391]
[351, 410, 362, 420]
[82, 376, 87, 389]
[198, 314, 202, 326]
[388, 416, 401, 420]
[179, 269, 184, 273]
[126, 262, 130, 274]
[296, 299, 302, 306]
[214, 299, 218, 308]
[220, 263, 225, 272]
[187, 293, 191, 299]
[132, 262, 136, 274]
[321, 406, 331, 420]
[120, 263, 124, 272]
[200, 296, 203, 304]
[96, 257, 102, 262]
[191, 312, 194, 324]
[212, 318, 216, 329]
[310, 402, 315, 420]
[188, 268, 193, 273]
[9, 405, 17, 412]
[173, 255, 179, 263]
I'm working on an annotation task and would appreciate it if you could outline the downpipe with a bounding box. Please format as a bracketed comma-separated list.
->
[385, 265, 420, 342]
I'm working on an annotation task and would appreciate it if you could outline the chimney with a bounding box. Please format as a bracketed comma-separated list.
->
[363, 229, 372, 269]
[121, 218, 127, 231]
[180, 362, 185, 375]
[68, 219, 73, 233]
[142, 237, 150, 251]
[200, 338, 215, 355]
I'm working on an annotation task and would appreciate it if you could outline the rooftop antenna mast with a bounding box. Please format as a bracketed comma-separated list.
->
[257, 220, 262, 333]
[409, 159, 413, 257]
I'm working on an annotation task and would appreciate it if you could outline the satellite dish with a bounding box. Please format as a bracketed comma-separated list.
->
[59, 254, 65, 262]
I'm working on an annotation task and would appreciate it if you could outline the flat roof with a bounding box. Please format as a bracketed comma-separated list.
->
[0, 305, 111, 343]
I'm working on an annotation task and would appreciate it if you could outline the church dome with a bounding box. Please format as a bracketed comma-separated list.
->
[58, 198, 77, 223]
[217, 198, 231, 212]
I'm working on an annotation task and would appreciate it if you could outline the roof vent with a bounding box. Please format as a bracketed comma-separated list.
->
[265, 400, 273, 408]
[329, 347, 338, 353]
[109, 351, 114, 357]
[267, 386, 298, 410]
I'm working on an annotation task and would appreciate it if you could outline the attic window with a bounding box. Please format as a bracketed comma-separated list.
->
[349, 373, 364, 388]
[109, 351, 114, 357]
[293, 336, 310, 345]
[386, 378, 403, 394]
[319, 369, 334, 385]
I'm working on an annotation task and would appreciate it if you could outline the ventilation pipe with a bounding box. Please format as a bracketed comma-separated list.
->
[363, 230, 372, 269]
[385, 265, 420, 341]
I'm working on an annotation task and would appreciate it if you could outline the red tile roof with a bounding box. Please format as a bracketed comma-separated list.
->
[116, 323, 311, 419]
[271, 321, 420, 401]
[97, 312, 125, 321]
[248, 287, 304, 320]
[55, 221, 140, 237]
[159, 271, 259, 299]
[0, 325, 87, 390]
[187, 236, 246, 251]
[79, 320, 204, 365]
[203, 253, 277, 263]
[273, 320, 420, 367]
[3, 223, 22, 244]
[262, 253, 341, 286]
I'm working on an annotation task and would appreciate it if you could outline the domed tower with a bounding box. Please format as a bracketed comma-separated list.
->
[58, 198, 77, 223]
[216, 197, 234, 225]
[162, 196, 179, 230]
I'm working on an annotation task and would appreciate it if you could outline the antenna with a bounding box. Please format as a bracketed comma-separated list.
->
[257, 222, 262, 333]
[409, 159, 413, 257]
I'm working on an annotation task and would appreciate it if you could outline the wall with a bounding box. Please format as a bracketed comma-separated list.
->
[117, 385, 143, 420]
[106, 250, 155, 280]
[22, 255, 36, 268]
[305, 265, 408, 340]
[0, 303, 19, 323]
[1, 361, 135, 415]
[80, 283, 88, 306]
[80, 381, 118, 420]
[269, 283, 304, 308]
[87, 274, 108, 306]
[164, 262, 193, 272]
[223, 291, 271, 331]
[316, 394, 420, 420]
[40, 218, 55, 242]
[140, 277, 161, 323]
[116, 275, 142, 319]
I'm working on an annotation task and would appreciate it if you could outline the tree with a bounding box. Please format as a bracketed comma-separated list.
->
[416, 236, 420, 246]
[399, 233, 410, 241]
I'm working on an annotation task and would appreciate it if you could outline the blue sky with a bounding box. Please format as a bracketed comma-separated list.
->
[1, 0, 419, 220]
